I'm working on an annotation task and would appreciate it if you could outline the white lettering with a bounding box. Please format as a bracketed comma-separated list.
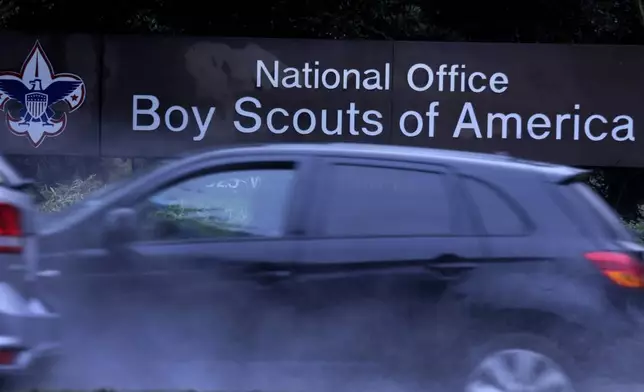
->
[132, 95, 160, 131]
[468, 72, 487, 93]
[321, 110, 342, 136]
[584, 115, 608, 142]
[399, 111, 423, 137]
[526, 114, 551, 140]
[165, 106, 189, 132]
[453, 102, 482, 138]
[425, 102, 440, 138]
[293, 109, 316, 135]
[455, 104, 635, 142]
[267, 108, 289, 134]
[489, 72, 509, 93]
[256, 60, 391, 90]
[346, 102, 360, 135]
[406, 64, 510, 94]
[234, 96, 262, 133]
[362, 110, 383, 136]
[233, 97, 383, 136]
[256, 60, 279, 88]
[191, 107, 215, 142]
[322, 69, 340, 89]
[407, 64, 434, 92]
[487, 112, 522, 139]
[612, 115, 635, 141]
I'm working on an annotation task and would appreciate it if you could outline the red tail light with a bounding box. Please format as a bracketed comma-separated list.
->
[0, 203, 22, 253]
[0, 348, 20, 365]
[585, 251, 644, 288]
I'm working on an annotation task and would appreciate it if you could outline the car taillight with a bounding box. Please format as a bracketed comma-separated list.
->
[585, 251, 644, 288]
[0, 348, 21, 365]
[0, 203, 22, 253]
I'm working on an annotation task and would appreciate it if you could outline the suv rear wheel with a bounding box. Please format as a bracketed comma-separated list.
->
[462, 332, 578, 392]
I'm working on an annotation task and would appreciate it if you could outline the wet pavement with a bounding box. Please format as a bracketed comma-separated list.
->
[42, 359, 644, 391]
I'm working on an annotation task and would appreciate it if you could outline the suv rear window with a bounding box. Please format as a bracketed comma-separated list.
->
[462, 177, 530, 236]
[560, 182, 634, 241]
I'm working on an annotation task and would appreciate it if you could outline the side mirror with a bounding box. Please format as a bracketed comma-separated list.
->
[103, 207, 138, 247]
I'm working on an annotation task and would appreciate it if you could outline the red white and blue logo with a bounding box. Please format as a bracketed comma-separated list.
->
[0, 40, 86, 147]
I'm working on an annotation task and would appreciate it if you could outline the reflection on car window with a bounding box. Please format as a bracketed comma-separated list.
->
[324, 164, 452, 236]
[138, 168, 295, 240]
[462, 177, 528, 235]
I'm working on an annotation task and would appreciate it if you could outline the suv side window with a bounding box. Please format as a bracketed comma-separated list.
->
[462, 176, 529, 236]
[136, 167, 295, 241]
[323, 164, 452, 236]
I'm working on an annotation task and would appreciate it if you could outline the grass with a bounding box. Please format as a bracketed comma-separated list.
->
[38, 174, 106, 212]
[625, 219, 644, 241]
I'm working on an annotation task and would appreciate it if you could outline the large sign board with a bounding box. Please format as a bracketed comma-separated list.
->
[102, 36, 393, 157]
[0, 33, 643, 166]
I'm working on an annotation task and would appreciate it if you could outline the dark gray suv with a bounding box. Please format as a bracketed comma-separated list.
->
[35, 143, 644, 391]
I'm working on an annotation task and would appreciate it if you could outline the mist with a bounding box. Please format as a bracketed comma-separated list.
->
[32, 262, 644, 392]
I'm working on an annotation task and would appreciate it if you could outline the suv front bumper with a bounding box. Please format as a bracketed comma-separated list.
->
[0, 284, 60, 378]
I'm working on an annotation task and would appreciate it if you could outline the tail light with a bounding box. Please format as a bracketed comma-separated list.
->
[585, 251, 644, 288]
[0, 347, 21, 365]
[0, 203, 22, 253]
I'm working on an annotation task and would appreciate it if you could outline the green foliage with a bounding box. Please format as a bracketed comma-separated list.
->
[148, 203, 252, 237]
[0, 0, 642, 43]
[38, 174, 106, 212]
[624, 219, 644, 242]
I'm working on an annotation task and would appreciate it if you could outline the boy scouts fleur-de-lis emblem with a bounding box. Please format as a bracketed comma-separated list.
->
[0, 40, 86, 147]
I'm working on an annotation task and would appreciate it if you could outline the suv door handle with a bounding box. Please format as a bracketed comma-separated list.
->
[428, 253, 465, 264]
[247, 268, 294, 285]
[426, 261, 474, 269]
[8, 264, 24, 271]
[36, 270, 61, 278]
[251, 269, 293, 279]
[424, 255, 474, 279]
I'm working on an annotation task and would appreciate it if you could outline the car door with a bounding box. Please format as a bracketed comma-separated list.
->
[112, 154, 312, 362]
[38, 154, 312, 370]
[280, 157, 488, 365]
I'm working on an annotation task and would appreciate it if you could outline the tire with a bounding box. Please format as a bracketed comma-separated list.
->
[457, 332, 581, 392]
